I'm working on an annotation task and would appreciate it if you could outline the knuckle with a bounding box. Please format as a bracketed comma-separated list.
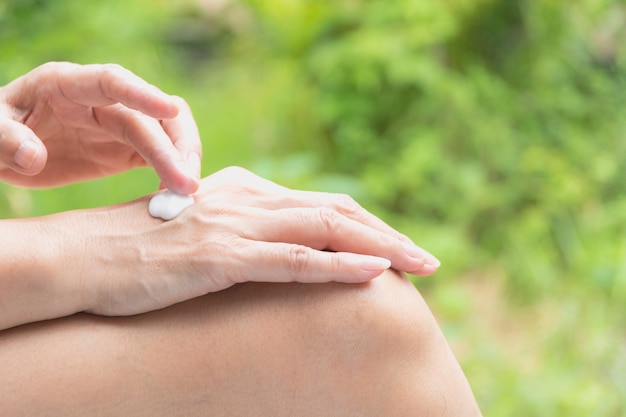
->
[96, 64, 129, 98]
[99, 64, 131, 89]
[216, 166, 256, 187]
[288, 245, 311, 274]
[207, 234, 247, 285]
[328, 252, 344, 275]
[223, 165, 251, 176]
[33, 61, 72, 79]
[36, 61, 60, 73]
[101, 62, 125, 75]
[377, 232, 399, 252]
[317, 207, 342, 233]
[218, 166, 250, 178]
[333, 193, 362, 217]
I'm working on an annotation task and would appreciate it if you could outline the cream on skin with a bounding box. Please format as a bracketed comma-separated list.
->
[148, 190, 195, 221]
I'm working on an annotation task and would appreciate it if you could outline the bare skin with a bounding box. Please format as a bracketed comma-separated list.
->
[0, 63, 481, 416]
[0, 63, 439, 331]
[0, 269, 482, 416]
[0, 167, 440, 330]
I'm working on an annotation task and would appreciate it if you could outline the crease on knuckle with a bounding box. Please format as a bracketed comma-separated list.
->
[317, 207, 342, 234]
[99, 63, 130, 100]
[38, 61, 67, 75]
[333, 193, 362, 218]
[205, 233, 247, 285]
[101, 63, 125, 77]
[377, 231, 399, 251]
[328, 252, 344, 276]
[288, 245, 311, 275]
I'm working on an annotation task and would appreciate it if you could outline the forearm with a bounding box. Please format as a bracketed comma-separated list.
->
[0, 216, 80, 329]
[0, 167, 444, 330]
[0, 196, 157, 330]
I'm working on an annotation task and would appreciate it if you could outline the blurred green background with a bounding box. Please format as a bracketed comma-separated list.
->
[1, 0, 625, 414]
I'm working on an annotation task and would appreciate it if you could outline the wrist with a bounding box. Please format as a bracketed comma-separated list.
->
[56, 195, 162, 313]
[0, 216, 83, 329]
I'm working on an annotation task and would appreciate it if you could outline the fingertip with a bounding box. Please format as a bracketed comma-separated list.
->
[161, 164, 200, 195]
[407, 263, 441, 277]
[162, 178, 199, 196]
[349, 255, 391, 282]
[357, 268, 387, 282]
[153, 152, 201, 195]
[182, 176, 201, 195]
[403, 242, 440, 268]
[134, 85, 180, 119]
[359, 255, 392, 272]
[149, 96, 179, 120]
[161, 96, 180, 118]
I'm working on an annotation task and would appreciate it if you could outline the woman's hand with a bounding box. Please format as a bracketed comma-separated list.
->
[78, 167, 441, 316]
[0, 167, 440, 329]
[0, 62, 200, 194]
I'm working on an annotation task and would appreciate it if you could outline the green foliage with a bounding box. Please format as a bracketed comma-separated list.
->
[0, 0, 195, 214]
[1, 0, 626, 414]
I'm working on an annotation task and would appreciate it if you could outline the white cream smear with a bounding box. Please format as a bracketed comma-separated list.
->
[148, 190, 194, 221]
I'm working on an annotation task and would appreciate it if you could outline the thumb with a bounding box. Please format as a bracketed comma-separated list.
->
[0, 119, 47, 175]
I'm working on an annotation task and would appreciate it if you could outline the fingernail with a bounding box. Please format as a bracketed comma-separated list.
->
[404, 242, 440, 268]
[425, 255, 441, 268]
[14, 141, 39, 170]
[358, 255, 392, 272]
[418, 263, 441, 275]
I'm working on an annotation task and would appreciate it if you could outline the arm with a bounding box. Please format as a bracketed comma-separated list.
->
[0, 167, 440, 331]
[0, 216, 83, 330]
[0, 200, 153, 330]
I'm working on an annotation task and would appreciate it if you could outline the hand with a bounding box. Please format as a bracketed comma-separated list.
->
[0, 62, 201, 194]
[80, 167, 441, 316]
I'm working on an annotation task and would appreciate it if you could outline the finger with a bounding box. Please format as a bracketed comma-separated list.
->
[251, 189, 441, 270]
[93, 105, 197, 194]
[160, 96, 203, 179]
[225, 239, 392, 285]
[293, 191, 409, 237]
[243, 207, 434, 274]
[0, 119, 47, 175]
[407, 263, 441, 277]
[242, 187, 410, 239]
[46, 62, 179, 119]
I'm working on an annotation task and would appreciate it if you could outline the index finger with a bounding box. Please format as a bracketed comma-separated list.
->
[46, 62, 179, 119]
[161, 96, 203, 179]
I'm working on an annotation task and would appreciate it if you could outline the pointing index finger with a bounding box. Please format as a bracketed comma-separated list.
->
[50, 62, 179, 119]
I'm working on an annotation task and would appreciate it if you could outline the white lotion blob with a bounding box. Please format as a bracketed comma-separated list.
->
[148, 190, 195, 221]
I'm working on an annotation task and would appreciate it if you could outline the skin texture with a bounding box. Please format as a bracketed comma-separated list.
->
[0, 270, 482, 416]
[0, 63, 439, 330]
[0, 62, 481, 415]
[0, 167, 440, 331]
